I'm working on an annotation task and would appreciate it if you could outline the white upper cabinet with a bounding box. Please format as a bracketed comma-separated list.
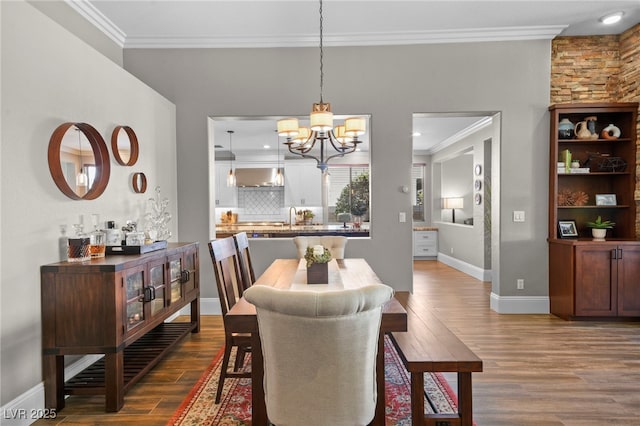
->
[284, 161, 322, 207]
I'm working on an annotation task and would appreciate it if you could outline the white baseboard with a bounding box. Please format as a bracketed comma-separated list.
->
[0, 298, 222, 425]
[436, 252, 492, 282]
[490, 292, 550, 314]
[1, 383, 44, 426]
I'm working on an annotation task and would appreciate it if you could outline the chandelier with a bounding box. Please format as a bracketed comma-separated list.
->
[277, 0, 365, 172]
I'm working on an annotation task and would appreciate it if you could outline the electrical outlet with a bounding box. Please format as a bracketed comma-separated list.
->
[450, 247, 454, 255]
[399, 212, 406, 222]
[517, 279, 524, 290]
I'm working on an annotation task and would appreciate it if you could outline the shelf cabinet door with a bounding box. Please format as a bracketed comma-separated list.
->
[182, 245, 199, 296]
[148, 258, 167, 317]
[617, 245, 640, 316]
[574, 244, 617, 317]
[168, 253, 184, 304]
[124, 265, 146, 330]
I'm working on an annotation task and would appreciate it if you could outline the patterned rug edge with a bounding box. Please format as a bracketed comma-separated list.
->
[167, 336, 464, 425]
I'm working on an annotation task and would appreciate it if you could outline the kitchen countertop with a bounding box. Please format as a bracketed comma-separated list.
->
[413, 226, 438, 231]
[216, 223, 370, 238]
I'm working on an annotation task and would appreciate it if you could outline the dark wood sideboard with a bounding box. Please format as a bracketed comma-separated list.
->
[41, 242, 200, 412]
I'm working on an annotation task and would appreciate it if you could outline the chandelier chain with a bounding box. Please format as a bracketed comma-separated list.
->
[319, 0, 324, 104]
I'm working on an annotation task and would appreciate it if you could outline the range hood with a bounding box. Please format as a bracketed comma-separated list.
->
[234, 168, 282, 187]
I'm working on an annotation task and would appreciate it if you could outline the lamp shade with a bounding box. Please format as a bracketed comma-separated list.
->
[293, 126, 311, 143]
[334, 125, 347, 143]
[443, 197, 464, 209]
[310, 102, 333, 131]
[310, 110, 333, 131]
[344, 117, 366, 136]
[277, 118, 299, 137]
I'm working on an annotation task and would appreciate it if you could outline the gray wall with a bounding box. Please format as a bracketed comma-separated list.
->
[123, 40, 551, 300]
[1, 1, 177, 406]
[432, 124, 494, 271]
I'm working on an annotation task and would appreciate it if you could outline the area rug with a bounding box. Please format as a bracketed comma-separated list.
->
[167, 335, 459, 425]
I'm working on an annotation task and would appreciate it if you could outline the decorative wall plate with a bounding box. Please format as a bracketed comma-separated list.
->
[475, 193, 482, 205]
[474, 179, 482, 190]
[474, 164, 482, 176]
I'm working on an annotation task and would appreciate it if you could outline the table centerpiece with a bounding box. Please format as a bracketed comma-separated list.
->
[304, 245, 331, 284]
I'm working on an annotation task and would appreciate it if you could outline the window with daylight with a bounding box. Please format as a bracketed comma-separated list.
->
[327, 165, 370, 223]
[412, 164, 425, 222]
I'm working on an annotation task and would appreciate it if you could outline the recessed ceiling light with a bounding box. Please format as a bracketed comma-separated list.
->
[600, 12, 623, 25]
[412, 132, 422, 137]
[263, 144, 270, 149]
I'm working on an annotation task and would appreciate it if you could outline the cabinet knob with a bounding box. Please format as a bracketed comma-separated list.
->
[180, 269, 190, 283]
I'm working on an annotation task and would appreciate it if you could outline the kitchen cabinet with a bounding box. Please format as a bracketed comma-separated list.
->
[548, 102, 639, 320]
[549, 240, 640, 319]
[413, 230, 438, 258]
[215, 162, 237, 207]
[285, 161, 322, 207]
[40, 242, 200, 412]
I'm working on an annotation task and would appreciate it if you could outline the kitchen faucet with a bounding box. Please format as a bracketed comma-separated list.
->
[289, 206, 297, 230]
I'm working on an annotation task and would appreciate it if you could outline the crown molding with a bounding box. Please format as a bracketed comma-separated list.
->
[425, 117, 493, 155]
[122, 25, 566, 49]
[65, 0, 126, 47]
[65, 0, 566, 50]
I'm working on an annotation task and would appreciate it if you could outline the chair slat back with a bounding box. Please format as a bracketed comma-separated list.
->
[208, 237, 243, 315]
[233, 232, 256, 292]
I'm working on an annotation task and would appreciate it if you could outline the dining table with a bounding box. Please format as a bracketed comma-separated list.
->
[225, 257, 408, 426]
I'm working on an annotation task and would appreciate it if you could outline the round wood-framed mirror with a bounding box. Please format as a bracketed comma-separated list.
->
[132, 172, 147, 193]
[48, 122, 111, 200]
[111, 125, 139, 166]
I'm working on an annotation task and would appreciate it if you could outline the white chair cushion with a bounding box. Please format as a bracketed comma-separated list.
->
[293, 236, 348, 259]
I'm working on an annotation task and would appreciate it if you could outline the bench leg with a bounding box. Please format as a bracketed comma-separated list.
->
[411, 372, 425, 426]
[458, 372, 473, 426]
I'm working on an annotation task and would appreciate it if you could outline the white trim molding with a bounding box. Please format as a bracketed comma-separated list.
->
[437, 253, 492, 282]
[65, 0, 126, 47]
[490, 293, 550, 314]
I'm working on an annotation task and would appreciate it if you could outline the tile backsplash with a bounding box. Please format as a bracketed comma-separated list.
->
[237, 187, 284, 221]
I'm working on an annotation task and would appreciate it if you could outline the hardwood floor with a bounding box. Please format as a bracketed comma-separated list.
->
[34, 260, 640, 425]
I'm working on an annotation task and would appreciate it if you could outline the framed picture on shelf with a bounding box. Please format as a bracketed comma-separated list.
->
[558, 220, 578, 238]
[595, 194, 617, 206]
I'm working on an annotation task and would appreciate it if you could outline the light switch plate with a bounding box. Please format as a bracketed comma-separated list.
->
[513, 211, 525, 222]
[399, 212, 406, 223]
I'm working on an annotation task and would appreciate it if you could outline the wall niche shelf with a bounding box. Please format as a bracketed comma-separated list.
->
[548, 102, 640, 320]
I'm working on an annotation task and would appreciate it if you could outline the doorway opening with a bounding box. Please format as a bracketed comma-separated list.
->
[412, 112, 501, 291]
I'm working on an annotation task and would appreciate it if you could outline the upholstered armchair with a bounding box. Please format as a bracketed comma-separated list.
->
[243, 283, 393, 426]
[292, 235, 347, 259]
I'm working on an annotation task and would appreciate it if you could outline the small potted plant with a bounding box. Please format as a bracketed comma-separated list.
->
[304, 245, 332, 284]
[586, 216, 615, 240]
[297, 209, 315, 225]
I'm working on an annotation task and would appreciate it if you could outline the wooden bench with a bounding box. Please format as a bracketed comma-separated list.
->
[390, 306, 483, 426]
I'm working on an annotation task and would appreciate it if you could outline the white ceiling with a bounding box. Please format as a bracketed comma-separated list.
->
[74, 0, 640, 153]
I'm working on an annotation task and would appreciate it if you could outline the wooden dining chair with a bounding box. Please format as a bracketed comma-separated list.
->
[208, 237, 252, 404]
[233, 232, 256, 292]
[244, 284, 394, 426]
